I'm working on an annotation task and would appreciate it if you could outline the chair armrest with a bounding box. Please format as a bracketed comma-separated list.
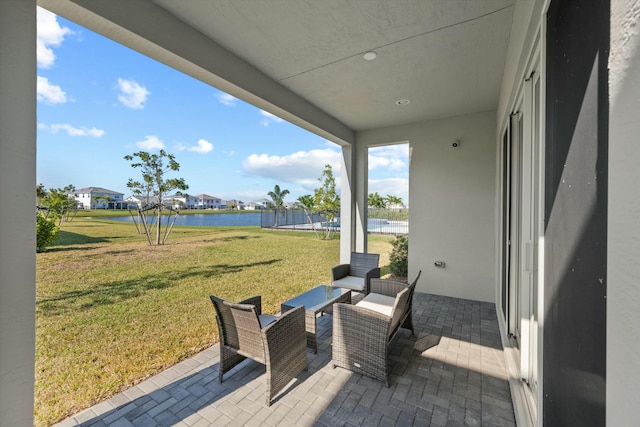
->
[363, 268, 381, 294]
[332, 303, 392, 384]
[240, 295, 262, 316]
[262, 305, 305, 348]
[262, 306, 307, 393]
[333, 303, 391, 348]
[332, 264, 350, 281]
[369, 278, 407, 297]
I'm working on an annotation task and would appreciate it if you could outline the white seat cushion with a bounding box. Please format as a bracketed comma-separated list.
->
[259, 313, 277, 328]
[333, 275, 365, 291]
[356, 292, 395, 317]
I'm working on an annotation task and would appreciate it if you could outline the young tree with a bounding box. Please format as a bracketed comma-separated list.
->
[267, 184, 290, 226]
[41, 185, 77, 225]
[125, 150, 188, 245]
[314, 164, 340, 239]
[297, 194, 319, 236]
[36, 183, 47, 206]
[296, 194, 314, 210]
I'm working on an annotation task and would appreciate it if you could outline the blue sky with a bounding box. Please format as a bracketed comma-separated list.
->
[36, 8, 409, 204]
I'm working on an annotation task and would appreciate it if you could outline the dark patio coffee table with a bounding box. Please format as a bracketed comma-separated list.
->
[281, 285, 351, 353]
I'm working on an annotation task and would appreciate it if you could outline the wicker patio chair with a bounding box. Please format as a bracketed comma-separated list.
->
[331, 252, 380, 295]
[209, 295, 308, 406]
[332, 271, 421, 386]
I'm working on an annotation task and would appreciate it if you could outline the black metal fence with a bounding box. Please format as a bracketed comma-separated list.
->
[260, 208, 408, 235]
[367, 208, 409, 235]
[260, 209, 327, 230]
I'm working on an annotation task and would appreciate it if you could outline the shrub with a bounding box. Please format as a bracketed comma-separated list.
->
[36, 215, 59, 253]
[389, 235, 408, 277]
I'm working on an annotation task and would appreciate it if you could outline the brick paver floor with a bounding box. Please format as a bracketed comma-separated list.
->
[54, 293, 516, 426]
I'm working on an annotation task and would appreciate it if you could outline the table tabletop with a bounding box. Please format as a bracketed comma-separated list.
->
[281, 285, 350, 313]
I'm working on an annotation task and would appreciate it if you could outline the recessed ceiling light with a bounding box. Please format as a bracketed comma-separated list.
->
[396, 99, 410, 106]
[363, 51, 377, 61]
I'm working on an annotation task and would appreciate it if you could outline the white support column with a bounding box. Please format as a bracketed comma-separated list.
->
[339, 140, 368, 262]
[608, 1, 640, 424]
[354, 139, 368, 252]
[339, 145, 354, 263]
[0, 0, 37, 426]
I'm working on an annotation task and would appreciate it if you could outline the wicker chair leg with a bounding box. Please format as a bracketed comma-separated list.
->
[402, 312, 415, 336]
[219, 346, 245, 383]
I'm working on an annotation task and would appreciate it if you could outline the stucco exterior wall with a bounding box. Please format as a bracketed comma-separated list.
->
[608, 0, 640, 424]
[358, 111, 497, 302]
[0, 0, 36, 425]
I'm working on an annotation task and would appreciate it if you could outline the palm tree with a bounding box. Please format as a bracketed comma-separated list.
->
[268, 184, 290, 226]
[386, 195, 403, 207]
[368, 192, 387, 208]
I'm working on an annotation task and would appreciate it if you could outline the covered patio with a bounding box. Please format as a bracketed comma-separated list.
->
[4, 0, 640, 426]
[54, 293, 515, 426]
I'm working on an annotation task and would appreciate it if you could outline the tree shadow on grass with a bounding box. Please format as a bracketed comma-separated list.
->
[53, 230, 110, 247]
[37, 259, 282, 316]
[44, 245, 103, 253]
[201, 235, 263, 243]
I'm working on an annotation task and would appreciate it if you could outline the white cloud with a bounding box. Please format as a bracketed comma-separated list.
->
[117, 78, 150, 109]
[243, 148, 341, 191]
[188, 139, 214, 154]
[368, 155, 406, 171]
[217, 93, 237, 106]
[37, 7, 72, 69]
[135, 135, 165, 151]
[259, 110, 285, 126]
[175, 139, 214, 154]
[37, 76, 67, 104]
[241, 144, 409, 201]
[39, 123, 105, 137]
[368, 144, 409, 170]
[368, 178, 409, 203]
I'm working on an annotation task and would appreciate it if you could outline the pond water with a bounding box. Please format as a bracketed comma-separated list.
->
[107, 212, 408, 234]
[108, 212, 262, 227]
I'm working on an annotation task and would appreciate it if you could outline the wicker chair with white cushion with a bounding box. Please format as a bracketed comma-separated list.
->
[332, 271, 421, 386]
[331, 252, 380, 295]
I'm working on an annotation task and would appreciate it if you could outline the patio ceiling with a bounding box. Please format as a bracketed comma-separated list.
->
[39, 0, 514, 142]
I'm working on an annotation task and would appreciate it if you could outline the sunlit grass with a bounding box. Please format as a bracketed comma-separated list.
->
[35, 218, 394, 426]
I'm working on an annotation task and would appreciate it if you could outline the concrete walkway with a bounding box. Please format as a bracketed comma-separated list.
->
[54, 293, 515, 426]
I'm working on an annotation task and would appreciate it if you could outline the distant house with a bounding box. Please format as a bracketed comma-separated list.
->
[387, 203, 406, 211]
[164, 193, 195, 209]
[195, 194, 221, 209]
[71, 187, 126, 209]
[246, 198, 274, 210]
[221, 199, 244, 210]
[125, 195, 158, 209]
[244, 201, 265, 210]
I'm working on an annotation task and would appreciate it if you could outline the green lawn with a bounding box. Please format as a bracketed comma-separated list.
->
[35, 218, 394, 426]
